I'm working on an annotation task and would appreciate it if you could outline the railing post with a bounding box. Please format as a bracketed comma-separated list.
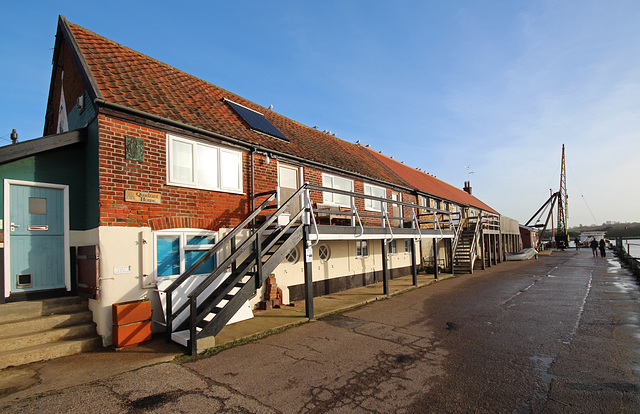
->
[410, 238, 417, 287]
[450, 238, 455, 276]
[382, 239, 389, 297]
[433, 239, 439, 280]
[231, 235, 236, 273]
[481, 230, 486, 270]
[189, 297, 197, 356]
[487, 234, 494, 267]
[255, 231, 263, 290]
[166, 293, 172, 342]
[303, 222, 314, 320]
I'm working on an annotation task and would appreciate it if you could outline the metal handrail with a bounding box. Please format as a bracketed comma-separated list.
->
[351, 197, 364, 237]
[189, 185, 307, 300]
[306, 184, 456, 232]
[164, 191, 277, 338]
[411, 208, 422, 241]
[305, 187, 320, 246]
[382, 205, 394, 244]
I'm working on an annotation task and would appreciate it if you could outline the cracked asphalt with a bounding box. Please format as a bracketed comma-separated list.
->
[1, 249, 639, 413]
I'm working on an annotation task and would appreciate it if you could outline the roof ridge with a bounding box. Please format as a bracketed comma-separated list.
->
[66, 19, 274, 113]
[66, 19, 377, 160]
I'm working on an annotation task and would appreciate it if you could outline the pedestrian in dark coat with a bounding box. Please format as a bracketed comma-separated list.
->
[575, 236, 580, 250]
[599, 239, 606, 257]
[590, 238, 598, 257]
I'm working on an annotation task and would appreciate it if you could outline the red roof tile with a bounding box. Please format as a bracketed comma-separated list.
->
[359, 146, 498, 214]
[64, 19, 406, 188]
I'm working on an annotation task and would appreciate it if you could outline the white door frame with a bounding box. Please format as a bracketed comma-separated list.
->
[277, 161, 304, 206]
[3, 179, 71, 298]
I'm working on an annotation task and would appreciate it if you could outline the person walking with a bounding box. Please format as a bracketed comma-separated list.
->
[590, 237, 598, 257]
[574, 236, 580, 250]
[599, 238, 606, 257]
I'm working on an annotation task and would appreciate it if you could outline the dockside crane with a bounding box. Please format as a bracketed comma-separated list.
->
[525, 145, 569, 249]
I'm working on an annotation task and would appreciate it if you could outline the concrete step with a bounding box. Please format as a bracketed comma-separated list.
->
[0, 297, 89, 325]
[0, 337, 103, 370]
[0, 323, 98, 352]
[0, 297, 102, 369]
[1, 311, 93, 337]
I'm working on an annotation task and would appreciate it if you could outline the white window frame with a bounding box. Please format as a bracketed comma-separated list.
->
[322, 173, 353, 207]
[388, 240, 397, 255]
[153, 229, 218, 280]
[356, 240, 369, 258]
[421, 196, 429, 212]
[364, 183, 387, 211]
[404, 239, 412, 253]
[167, 134, 243, 193]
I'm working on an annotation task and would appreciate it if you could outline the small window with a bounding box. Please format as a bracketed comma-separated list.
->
[29, 197, 47, 215]
[318, 244, 330, 262]
[388, 240, 397, 254]
[356, 240, 369, 258]
[421, 196, 429, 212]
[364, 184, 387, 211]
[322, 174, 353, 207]
[286, 247, 299, 264]
[404, 239, 412, 253]
[155, 230, 217, 279]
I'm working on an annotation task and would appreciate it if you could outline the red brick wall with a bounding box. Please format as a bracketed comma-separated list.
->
[96, 115, 416, 231]
[97, 115, 254, 231]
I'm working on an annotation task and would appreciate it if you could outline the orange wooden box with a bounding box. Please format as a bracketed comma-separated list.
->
[112, 300, 152, 326]
[113, 320, 152, 348]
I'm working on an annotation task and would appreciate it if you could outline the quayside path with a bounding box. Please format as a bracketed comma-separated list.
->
[1, 249, 639, 413]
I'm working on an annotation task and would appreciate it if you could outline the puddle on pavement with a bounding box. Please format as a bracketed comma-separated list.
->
[531, 355, 556, 399]
[322, 315, 368, 330]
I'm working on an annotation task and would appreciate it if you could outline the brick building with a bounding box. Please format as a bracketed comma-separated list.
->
[1, 16, 511, 356]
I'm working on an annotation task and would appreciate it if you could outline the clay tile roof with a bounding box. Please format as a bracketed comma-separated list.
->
[359, 146, 498, 214]
[64, 19, 406, 188]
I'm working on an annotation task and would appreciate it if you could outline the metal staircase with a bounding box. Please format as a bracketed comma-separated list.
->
[163, 187, 306, 355]
[452, 216, 481, 274]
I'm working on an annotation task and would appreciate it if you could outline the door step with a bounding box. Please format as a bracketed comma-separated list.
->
[0, 337, 103, 369]
[0, 297, 102, 369]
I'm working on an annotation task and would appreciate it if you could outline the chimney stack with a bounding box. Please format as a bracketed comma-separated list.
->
[463, 181, 472, 195]
[10, 129, 18, 144]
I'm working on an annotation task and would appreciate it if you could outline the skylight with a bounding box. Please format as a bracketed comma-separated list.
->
[224, 99, 288, 142]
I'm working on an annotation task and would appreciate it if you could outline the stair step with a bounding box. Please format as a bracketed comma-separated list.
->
[0, 336, 102, 370]
[1, 311, 93, 337]
[0, 323, 98, 352]
[0, 297, 88, 325]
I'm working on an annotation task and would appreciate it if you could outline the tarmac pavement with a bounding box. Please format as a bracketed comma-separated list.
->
[0, 269, 441, 407]
[1, 247, 638, 413]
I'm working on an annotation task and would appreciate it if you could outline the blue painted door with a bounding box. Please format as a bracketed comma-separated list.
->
[9, 184, 66, 292]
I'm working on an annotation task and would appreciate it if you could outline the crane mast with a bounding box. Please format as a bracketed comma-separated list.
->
[555, 144, 569, 248]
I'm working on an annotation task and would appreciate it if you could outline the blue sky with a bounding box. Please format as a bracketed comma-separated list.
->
[1, 1, 639, 227]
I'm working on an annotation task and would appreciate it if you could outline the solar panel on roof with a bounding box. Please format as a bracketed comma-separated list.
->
[225, 99, 288, 142]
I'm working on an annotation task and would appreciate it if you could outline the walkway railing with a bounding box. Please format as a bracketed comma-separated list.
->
[305, 184, 458, 234]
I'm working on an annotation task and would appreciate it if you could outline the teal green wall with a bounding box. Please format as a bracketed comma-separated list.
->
[0, 144, 86, 230]
[0, 116, 100, 231]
